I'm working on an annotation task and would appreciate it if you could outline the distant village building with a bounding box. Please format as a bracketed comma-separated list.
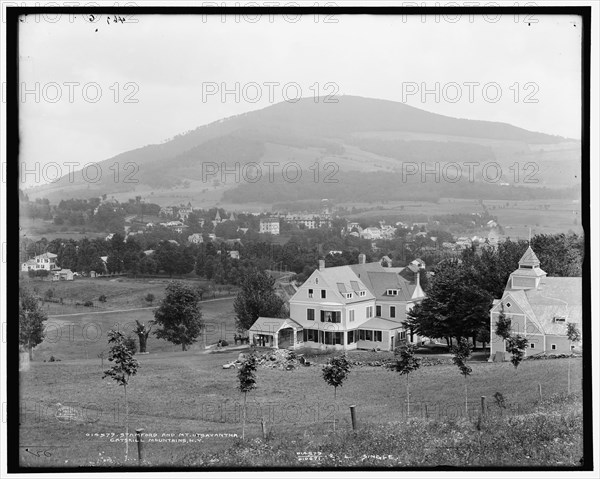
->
[53, 269, 74, 281]
[187, 233, 204, 244]
[159, 206, 175, 218]
[260, 218, 280, 235]
[283, 213, 331, 229]
[211, 210, 223, 227]
[177, 202, 193, 222]
[489, 246, 582, 360]
[360, 227, 382, 240]
[456, 237, 472, 249]
[229, 251, 240, 260]
[159, 221, 188, 234]
[21, 252, 58, 272]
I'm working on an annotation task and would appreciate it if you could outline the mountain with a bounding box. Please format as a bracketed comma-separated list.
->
[26, 95, 580, 205]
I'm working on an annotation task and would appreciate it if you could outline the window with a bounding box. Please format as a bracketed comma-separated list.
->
[320, 311, 341, 323]
[374, 331, 382, 342]
[366, 306, 373, 318]
[571, 345, 575, 350]
[551, 344, 557, 350]
[365, 330, 373, 341]
[334, 332, 343, 345]
[348, 330, 356, 343]
[400, 331, 406, 340]
[359, 330, 365, 341]
[349, 310, 355, 322]
[303, 329, 318, 342]
[505, 302, 511, 308]
[554, 316, 566, 322]
[530, 343, 535, 349]
[390, 306, 396, 318]
[321, 290, 327, 299]
[308, 288, 313, 298]
[376, 305, 381, 316]
[345, 293, 353, 299]
[307, 309, 315, 321]
[386, 289, 398, 296]
[315, 277, 319, 284]
[359, 291, 366, 297]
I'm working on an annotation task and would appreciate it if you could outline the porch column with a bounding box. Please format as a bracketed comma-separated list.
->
[293, 329, 297, 349]
[273, 332, 278, 349]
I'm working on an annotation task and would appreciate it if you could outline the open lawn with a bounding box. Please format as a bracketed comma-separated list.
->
[19, 349, 583, 468]
[25, 276, 238, 315]
[35, 296, 237, 362]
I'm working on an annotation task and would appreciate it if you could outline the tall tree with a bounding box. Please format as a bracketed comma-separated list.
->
[102, 330, 139, 462]
[233, 270, 286, 331]
[153, 282, 203, 351]
[19, 285, 48, 360]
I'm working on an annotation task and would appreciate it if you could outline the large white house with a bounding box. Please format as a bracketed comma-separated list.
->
[21, 252, 58, 272]
[249, 254, 425, 351]
[489, 246, 582, 360]
[259, 218, 280, 235]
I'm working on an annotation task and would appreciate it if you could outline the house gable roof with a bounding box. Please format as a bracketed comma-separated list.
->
[349, 262, 420, 301]
[249, 317, 302, 334]
[290, 266, 374, 305]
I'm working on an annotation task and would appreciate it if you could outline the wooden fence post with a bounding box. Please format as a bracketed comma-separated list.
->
[349, 405, 357, 430]
[481, 396, 486, 417]
[538, 383, 543, 401]
[136, 428, 145, 464]
[261, 418, 268, 440]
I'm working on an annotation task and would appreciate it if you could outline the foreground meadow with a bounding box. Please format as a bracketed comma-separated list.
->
[19, 349, 583, 468]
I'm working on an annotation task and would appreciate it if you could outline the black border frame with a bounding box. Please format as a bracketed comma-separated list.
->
[5, 4, 593, 473]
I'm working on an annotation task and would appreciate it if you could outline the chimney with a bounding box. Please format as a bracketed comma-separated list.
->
[415, 271, 420, 287]
[358, 253, 366, 264]
[318, 259, 325, 271]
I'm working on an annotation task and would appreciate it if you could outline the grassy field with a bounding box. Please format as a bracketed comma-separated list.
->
[35, 296, 237, 362]
[344, 198, 582, 237]
[26, 276, 237, 315]
[19, 349, 583, 468]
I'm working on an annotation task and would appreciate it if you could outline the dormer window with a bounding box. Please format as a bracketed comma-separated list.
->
[345, 293, 353, 299]
[554, 316, 566, 323]
[386, 289, 399, 296]
[359, 291, 366, 297]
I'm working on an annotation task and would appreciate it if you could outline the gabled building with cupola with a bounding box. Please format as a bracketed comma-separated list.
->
[489, 246, 582, 361]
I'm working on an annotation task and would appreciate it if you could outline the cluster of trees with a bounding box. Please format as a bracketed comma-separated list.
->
[403, 234, 584, 346]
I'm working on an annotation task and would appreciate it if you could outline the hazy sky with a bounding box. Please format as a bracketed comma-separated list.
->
[18, 12, 582, 186]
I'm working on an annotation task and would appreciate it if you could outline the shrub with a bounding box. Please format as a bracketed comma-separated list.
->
[99, 294, 107, 303]
[145, 293, 155, 303]
[84, 300, 93, 307]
